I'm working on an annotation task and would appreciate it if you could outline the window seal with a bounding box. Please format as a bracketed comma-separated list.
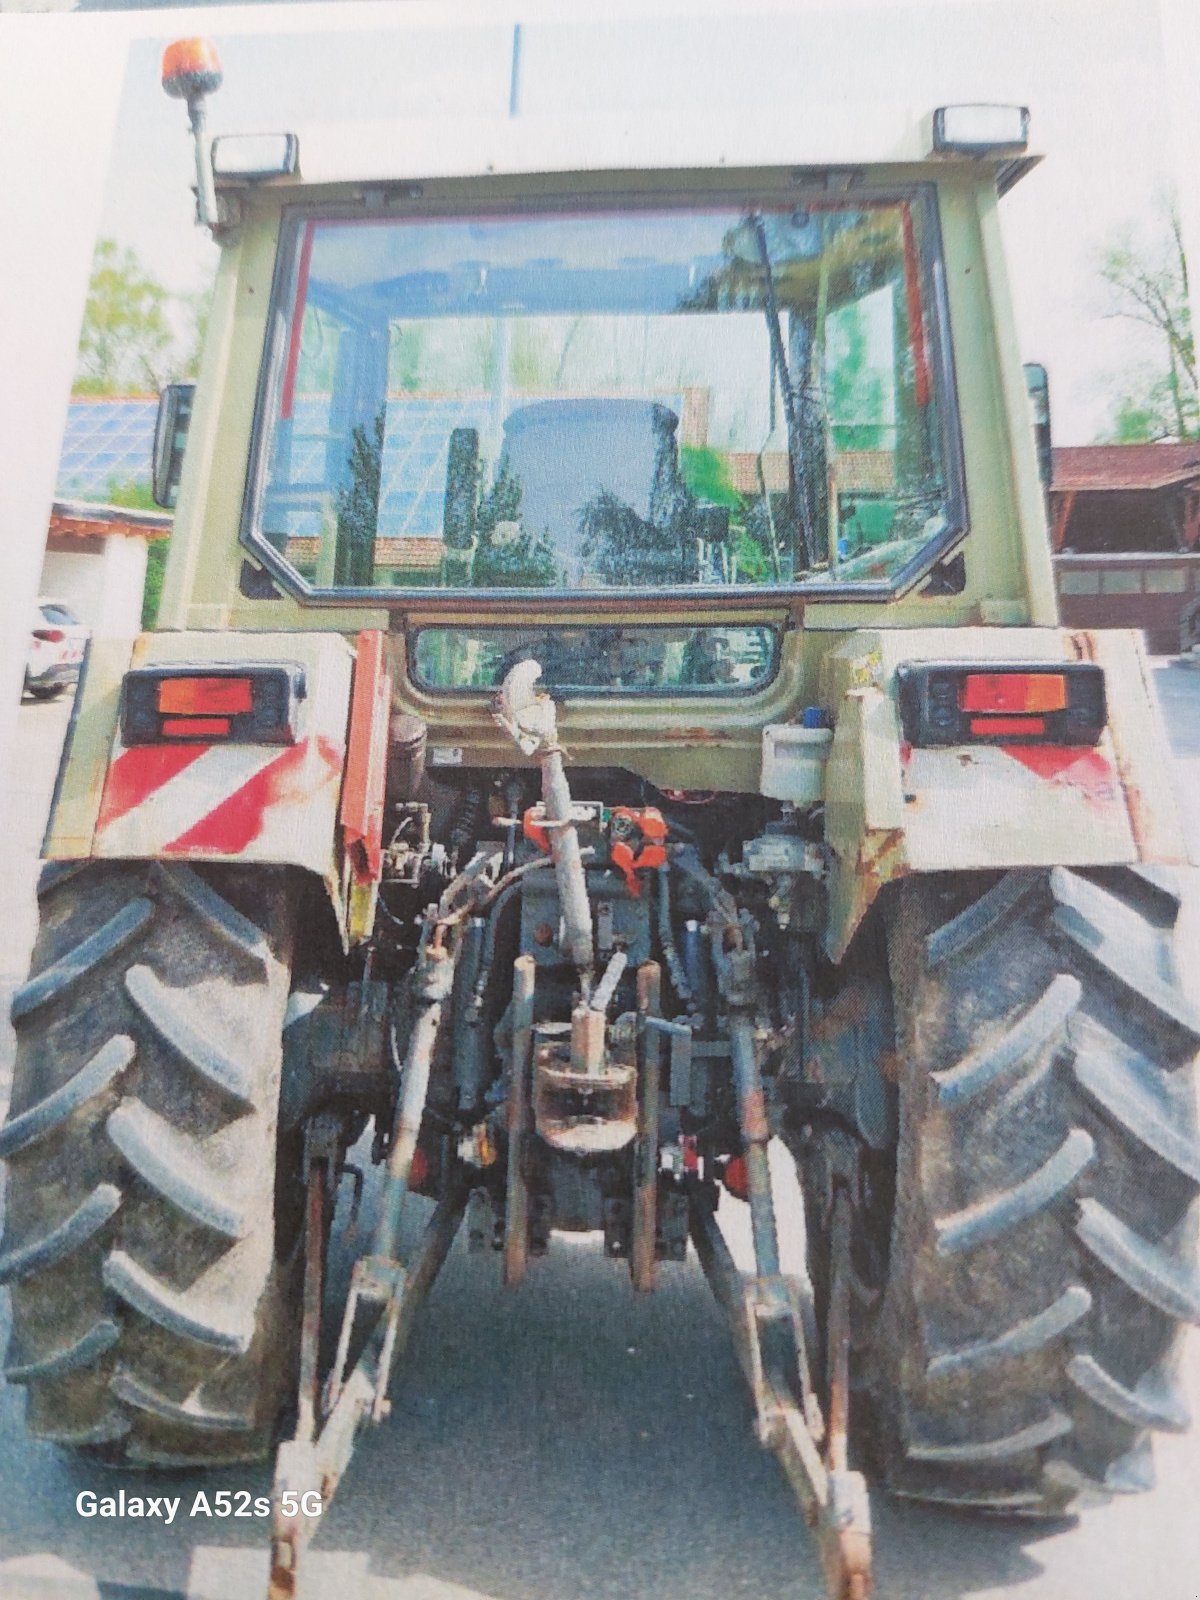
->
[238, 177, 968, 609]
[406, 621, 784, 698]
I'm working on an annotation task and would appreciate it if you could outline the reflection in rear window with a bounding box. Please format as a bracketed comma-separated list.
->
[411, 625, 779, 693]
[248, 192, 963, 598]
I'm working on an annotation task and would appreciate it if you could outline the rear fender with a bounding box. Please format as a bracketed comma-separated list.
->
[42, 629, 389, 948]
[818, 626, 1187, 961]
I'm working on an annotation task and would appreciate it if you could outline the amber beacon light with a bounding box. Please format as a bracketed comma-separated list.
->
[162, 38, 224, 232]
[161, 37, 223, 100]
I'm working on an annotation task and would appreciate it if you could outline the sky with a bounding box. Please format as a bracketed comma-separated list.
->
[94, 0, 1179, 445]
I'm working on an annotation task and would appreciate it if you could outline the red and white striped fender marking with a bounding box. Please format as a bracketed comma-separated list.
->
[899, 736, 1137, 872]
[94, 733, 344, 861]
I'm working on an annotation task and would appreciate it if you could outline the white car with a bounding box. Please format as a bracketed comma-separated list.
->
[24, 599, 89, 700]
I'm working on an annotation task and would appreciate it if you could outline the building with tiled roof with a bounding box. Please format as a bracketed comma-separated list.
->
[1050, 443, 1200, 654]
[40, 400, 167, 639]
[1050, 442, 1200, 554]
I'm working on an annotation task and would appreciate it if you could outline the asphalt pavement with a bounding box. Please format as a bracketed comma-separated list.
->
[1, 670, 1200, 1600]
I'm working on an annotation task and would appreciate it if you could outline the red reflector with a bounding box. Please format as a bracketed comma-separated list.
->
[961, 673, 1067, 714]
[158, 676, 253, 715]
[33, 629, 65, 643]
[409, 1147, 429, 1193]
[723, 1155, 750, 1201]
[160, 716, 231, 738]
[968, 715, 1047, 738]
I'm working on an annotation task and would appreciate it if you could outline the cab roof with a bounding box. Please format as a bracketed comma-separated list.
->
[217, 104, 1039, 198]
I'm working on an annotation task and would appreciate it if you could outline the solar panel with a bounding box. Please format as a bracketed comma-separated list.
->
[57, 399, 158, 500]
[380, 397, 490, 538]
[279, 395, 491, 541]
[56, 393, 686, 557]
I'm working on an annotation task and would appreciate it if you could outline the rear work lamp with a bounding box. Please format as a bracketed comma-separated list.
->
[211, 134, 299, 182]
[932, 104, 1030, 156]
[121, 664, 306, 745]
[896, 662, 1105, 747]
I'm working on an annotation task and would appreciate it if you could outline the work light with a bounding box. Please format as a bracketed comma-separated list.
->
[212, 134, 299, 182]
[932, 104, 1030, 155]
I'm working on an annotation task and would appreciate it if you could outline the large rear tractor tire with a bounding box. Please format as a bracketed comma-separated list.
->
[867, 865, 1200, 1512]
[0, 861, 303, 1466]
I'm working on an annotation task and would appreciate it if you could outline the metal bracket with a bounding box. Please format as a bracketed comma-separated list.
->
[268, 1182, 468, 1600]
[326, 1254, 406, 1421]
[268, 909, 469, 1600]
[643, 1013, 693, 1106]
[503, 955, 536, 1286]
[632, 963, 662, 1291]
[689, 1186, 873, 1600]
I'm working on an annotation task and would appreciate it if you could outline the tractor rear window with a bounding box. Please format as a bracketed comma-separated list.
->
[411, 624, 778, 694]
[247, 189, 964, 600]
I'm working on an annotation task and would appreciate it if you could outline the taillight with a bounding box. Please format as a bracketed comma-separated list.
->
[33, 628, 65, 644]
[959, 673, 1068, 714]
[897, 662, 1105, 747]
[121, 664, 305, 745]
[160, 716, 234, 738]
[158, 676, 254, 716]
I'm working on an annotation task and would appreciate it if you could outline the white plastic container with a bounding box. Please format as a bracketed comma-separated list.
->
[760, 724, 834, 803]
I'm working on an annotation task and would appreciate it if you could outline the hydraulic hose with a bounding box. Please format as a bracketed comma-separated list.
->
[655, 862, 693, 1009]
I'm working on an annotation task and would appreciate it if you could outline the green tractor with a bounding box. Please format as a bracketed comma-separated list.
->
[2, 43, 1195, 1599]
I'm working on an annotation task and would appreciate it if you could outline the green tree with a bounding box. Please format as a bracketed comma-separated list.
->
[472, 463, 558, 587]
[74, 240, 213, 395]
[295, 306, 341, 394]
[578, 487, 694, 586]
[75, 241, 173, 394]
[511, 324, 558, 391]
[679, 444, 740, 507]
[334, 412, 385, 587]
[1096, 197, 1198, 442]
[389, 326, 425, 392]
[140, 540, 171, 630]
[103, 478, 170, 629]
[179, 287, 211, 382]
[826, 297, 888, 449]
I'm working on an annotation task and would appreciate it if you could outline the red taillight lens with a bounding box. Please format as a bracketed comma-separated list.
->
[960, 673, 1068, 714]
[160, 716, 231, 739]
[33, 628, 65, 644]
[967, 715, 1046, 737]
[157, 676, 254, 716]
